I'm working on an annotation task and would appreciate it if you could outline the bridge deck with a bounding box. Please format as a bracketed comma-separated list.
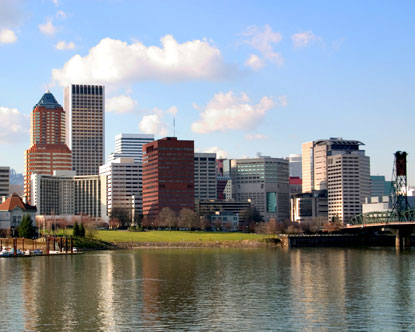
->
[345, 221, 415, 229]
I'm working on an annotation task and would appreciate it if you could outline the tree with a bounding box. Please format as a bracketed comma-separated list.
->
[159, 207, 177, 230]
[111, 207, 130, 228]
[17, 214, 36, 239]
[73, 221, 80, 236]
[79, 223, 86, 237]
[178, 208, 199, 230]
[199, 216, 210, 231]
[249, 206, 263, 223]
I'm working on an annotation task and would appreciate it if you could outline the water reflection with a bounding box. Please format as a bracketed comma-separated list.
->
[0, 248, 414, 331]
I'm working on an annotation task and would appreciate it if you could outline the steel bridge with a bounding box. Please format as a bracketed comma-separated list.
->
[345, 210, 415, 248]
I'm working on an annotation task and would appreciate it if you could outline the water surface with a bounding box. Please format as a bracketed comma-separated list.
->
[0, 248, 414, 331]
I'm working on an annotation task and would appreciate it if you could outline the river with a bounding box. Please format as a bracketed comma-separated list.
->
[0, 248, 414, 331]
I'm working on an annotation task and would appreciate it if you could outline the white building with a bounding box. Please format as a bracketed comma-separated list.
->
[64, 84, 105, 176]
[194, 153, 217, 201]
[229, 157, 290, 221]
[99, 157, 142, 221]
[0, 167, 10, 198]
[327, 151, 370, 223]
[30, 171, 103, 217]
[0, 194, 37, 230]
[108, 133, 154, 163]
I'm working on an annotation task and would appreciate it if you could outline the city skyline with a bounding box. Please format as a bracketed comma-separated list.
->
[0, 1, 414, 182]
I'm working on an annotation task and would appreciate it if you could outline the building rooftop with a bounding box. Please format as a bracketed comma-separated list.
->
[0, 193, 37, 212]
[34, 91, 62, 110]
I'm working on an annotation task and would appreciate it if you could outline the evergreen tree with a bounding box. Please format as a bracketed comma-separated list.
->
[79, 223, 86, 237]
[73, 221, 80, 237]
[17, 214, 36, 239]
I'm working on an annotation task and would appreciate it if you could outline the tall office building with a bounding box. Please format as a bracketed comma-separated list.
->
[302, 138, 365, 192]
[327, 151, 370, 223]
[64, 84, 105, 175]
[229, 157, 290, 221]
[370, 175, 392, 197]
[99, 157, 142, 220]
[194, 153, 217, 201]
[287, 154, 302, 178]
[142, 137, 194, 219]
[24, 91, 72, 202]
[108, 133, 154, 163]
[0, 167, 10, 198]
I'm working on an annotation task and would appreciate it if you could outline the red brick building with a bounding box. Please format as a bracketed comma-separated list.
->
[142, 137, 194, 219]
[24, 91, 72, 202]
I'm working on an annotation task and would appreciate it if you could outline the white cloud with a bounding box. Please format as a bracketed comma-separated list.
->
[191, 91, 275, 134]
[192, 102, 200, 111]
[0, 29, 17, 44]
[39, 18, 57, 36]
[106, 95, 137, 114]
[243, 25, 283, 67]
[52, 35, 234, 87]
[139, 114, 168, 137]
[0, 1, 22, 29]
[166, 106, 178, 116]
[0, 107, 29, 143]
[201, 146, 229, 159]
[244, 54, 264, 71]
[52, 0, 60, 6]
[291, 31, 322, 48]
[56, 40, 75, 50]
[245, 134, 267, 141]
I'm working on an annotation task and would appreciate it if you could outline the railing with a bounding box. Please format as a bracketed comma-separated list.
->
[349, 209, 415, 225]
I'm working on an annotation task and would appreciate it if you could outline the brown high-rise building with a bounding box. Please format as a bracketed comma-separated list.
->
[24, 91, 72, 202]
[142, 137, 194, 219]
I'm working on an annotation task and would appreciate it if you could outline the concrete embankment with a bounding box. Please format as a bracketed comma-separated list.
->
[112, 238, 282, 249]
[280, 234, 398, 248]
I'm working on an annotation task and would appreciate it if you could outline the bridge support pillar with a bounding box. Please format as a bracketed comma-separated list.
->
[390, 228, 412, 248]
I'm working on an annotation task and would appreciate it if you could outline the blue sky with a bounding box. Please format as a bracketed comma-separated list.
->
[0, 0, 414, 182]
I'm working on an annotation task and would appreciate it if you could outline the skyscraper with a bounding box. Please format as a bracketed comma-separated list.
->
[142, 137, 194, 219]
[108, 133, 154, 163]
[24, 91, 72, 202]
[0, 167, 10, 198]
[302, 138, 366, 192]
[229, 157, 290, 221]
[194, 153, 217, 201]
[327, 151, 370, 223]
[64, 84, 105, 175]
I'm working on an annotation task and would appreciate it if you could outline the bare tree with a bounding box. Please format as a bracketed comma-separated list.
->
[178, 208, 199, 230]
[199, 216, 210, 231]
[159, 207, 177, 230]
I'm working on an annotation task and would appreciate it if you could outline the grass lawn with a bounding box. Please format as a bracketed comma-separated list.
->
[95, 230, 270, 243]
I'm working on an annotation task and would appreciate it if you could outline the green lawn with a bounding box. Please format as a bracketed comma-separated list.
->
[95, 230, 269, 243]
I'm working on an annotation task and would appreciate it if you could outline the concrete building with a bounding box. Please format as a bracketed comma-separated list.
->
[142, 137, 194, 219]
[99, 157, 142, 221]
[0, 167, 10, 197]
[370, 175, 392, 197]
[229, 157, 290, 221]
[31, 171, 103, 217]
[197, 199, 251, 224]
[108, 133, 154, 163]
[64, 84, 105, 175]
[290, 190, 328, 223]
[302, 138, 365, 192]
[194, 153, 217, 201]
[288, 154, 302, 178]
[24, 91, 72, 202]
[327, 151, 370, 223]
[0, 194, 37, 230]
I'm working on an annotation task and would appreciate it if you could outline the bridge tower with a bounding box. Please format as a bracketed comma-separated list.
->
[390, 151, 409, 220]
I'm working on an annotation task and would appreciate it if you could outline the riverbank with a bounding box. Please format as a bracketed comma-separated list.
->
[71, 230, 280, 249]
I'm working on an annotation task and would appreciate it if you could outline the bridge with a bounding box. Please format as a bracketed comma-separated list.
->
[345, 210, 415, 248]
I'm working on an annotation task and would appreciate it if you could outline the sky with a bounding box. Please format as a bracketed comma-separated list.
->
[0, 0, 414, 182]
